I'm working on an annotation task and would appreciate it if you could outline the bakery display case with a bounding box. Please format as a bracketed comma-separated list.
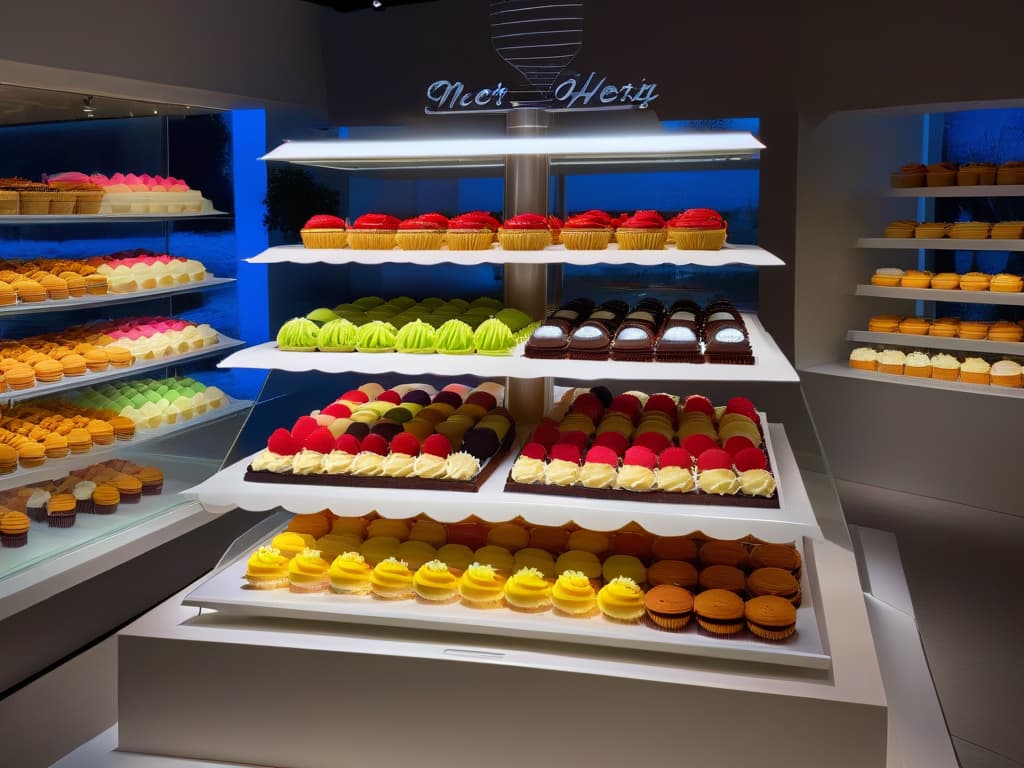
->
[0, 88, 257, 673]
[97, 117, 896, 767]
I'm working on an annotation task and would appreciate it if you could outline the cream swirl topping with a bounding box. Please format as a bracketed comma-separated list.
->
[381, 452, 416, 478]
[350, 451, 385, 477]
[321, 450, 356, 475]
[616, 465, 655, 491]
[739, 469, 776, 497]
[510, 456, 545, 484]
[656, 466, 695, 492]
[698, 468, 740, 495]
[414, 453, 447, 479]
[545, 458, 580, 486]
[291, 449, 326, 475]
[444, 452, 480, 481]
[579, 462, 617, 489]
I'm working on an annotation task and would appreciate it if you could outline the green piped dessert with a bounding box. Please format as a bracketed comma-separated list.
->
[395, 319, 437, 354]
[277, 317, 320, 351]
[494, 307, 533, 332]
[317, 318, 358, 352]
[306, 307, 339, 325]
[473, 317, 516, 356]
[354, 320, 396, 353]
[435, 319, 475, 355]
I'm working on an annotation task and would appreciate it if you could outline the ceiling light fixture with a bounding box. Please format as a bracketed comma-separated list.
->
[372, 0, 383, 8]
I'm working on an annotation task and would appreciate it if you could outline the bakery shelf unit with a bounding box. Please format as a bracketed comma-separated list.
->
[0, 276, 235, 316]
[846, 330, 1023, 356]
[888, 184, 1024, 198]
[803, 360, 1024, 400]
[855, 284, 1024, 305]
[857, 237, 1024, 251]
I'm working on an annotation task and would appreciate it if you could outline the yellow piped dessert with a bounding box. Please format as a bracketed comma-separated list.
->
[244, 546, 290, 589]
[370, 557, 415, 599]
[413, 559, 459, 602]
[457, 562, 506, 608]
[596, 576, 646, 622]
[697, 468, 740, 495]
[510, 455, 545, 484]
[328, 551, 372, 595]
[656, 465, 695, 492]
[551, 570, 597, 616]
[616, 464, 655, 492]
[504, 567, 552, 611]
[579, 461, 618, 489]
[739, 469, 777, 497]
[287, 548, 330, 593]
[545, 458, 580, 486]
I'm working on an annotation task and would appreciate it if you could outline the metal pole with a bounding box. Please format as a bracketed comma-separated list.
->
[504, 108, 551, 425]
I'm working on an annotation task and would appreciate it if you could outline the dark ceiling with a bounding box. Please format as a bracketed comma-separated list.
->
[302, 0, 438, 11]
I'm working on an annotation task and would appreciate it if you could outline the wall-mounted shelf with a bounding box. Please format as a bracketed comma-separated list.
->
[2, 336, 244, 404]
[220, 313, 798, 383]
[0, 277, 234, 317]
[803, 362, 1024, 399]
[857, 237, 1024, 252]
[247, 243, 783, 268]
[855, 284, 1024, 306]
[846, 329, 1024, 356]
[0, 398, 252, 493]
[887, 184, 1024, 198]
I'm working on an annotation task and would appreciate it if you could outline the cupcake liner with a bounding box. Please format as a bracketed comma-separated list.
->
[748, 622, 797, 641]
[141, 483, 164, 496]
[904, 366, 932, 378]
[76, 499, 95, 515]
[395, 230, 446, 250]
[329, 582, 372, 595]
[371, 588, 416, 600]
[561, 229, 611, 250]
[960, 371, 990, 385]
[615, 228, 667, 250]
[1, 532, 27, 548]
[28, 505, 47, 523]
[979, 169, 998, 185]
[848, 359, 877, 372]
[50, 192, 76, 215]
[346, 230, 397, 250]
[927, 170, 955, 186]
[991, 373, 1022, 388]
[47, 512, 77, 528]
[890, 172, 924, 188]
[120, 492, 142, 504]
[646, 612, 692, 631]
[696, 617, 744, 635]
[414, 592, 460, 605]
[497, 229, 551, 251]
[670, 228, 727, 251]
[300, 229, 347, 249]
[0, 191, 19, 215]
[19, 191, 55, 215]
[74, 191, 104, 214]
[931, 368, 959, 382]
[446, 231, 495, 250]
[877, 363, 904, 375]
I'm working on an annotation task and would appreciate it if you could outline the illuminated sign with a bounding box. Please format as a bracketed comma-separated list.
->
[426, 73, 659, 114]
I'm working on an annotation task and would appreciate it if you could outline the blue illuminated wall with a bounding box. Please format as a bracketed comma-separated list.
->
[932, 108, 1024, 322]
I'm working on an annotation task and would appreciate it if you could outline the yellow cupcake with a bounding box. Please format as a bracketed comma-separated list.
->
[596, 576, 646, 622]
[413, 559, 459, 602]
[551, 570, 597, 616]
[370, 557, 415, 599]
[287, 548, 330, 593]
[458, 562, 506, 608]
[504, 567, 553, 611]
[244, 546, 289, 589]
[328, 551, 372, 595]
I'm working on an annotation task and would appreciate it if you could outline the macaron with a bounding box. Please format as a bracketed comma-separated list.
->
[644, 585, 694, 631]
[693, 588, 745, 635]
[744, 595, 798, 640]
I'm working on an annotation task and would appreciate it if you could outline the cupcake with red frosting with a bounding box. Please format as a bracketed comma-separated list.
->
[498, 213, 551, 250]
[561, 210, 612, 251]
[300, 214, 347, 249]
[348, 213, 401, 250]
[396, 213, 447, 250]
[547, 216, 563, 245]
[668, 208, 727, 251]
[447, 211, 499, 251]
[615, 210, 667, 250]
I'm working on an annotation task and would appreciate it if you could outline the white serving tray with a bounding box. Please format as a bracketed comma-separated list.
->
[183, 420, 821, 541]
[219, 313, 799, 383]
[184, 535, 830, 671]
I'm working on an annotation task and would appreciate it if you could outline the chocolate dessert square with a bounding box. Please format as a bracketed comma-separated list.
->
[524, 323, 570, 358]
[654, 323, 705, 363]
[610, 322, 657, 361]
[704, 321, 754, 364]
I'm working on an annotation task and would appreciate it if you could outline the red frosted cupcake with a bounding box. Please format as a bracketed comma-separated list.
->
[547, 216, 563, 244]
[668, 208, 727, 251]
[447, 211, 499, 251]
[498, 213, 551, 250]
[616, 210, 667, 250]
[348, 213, 401, 250]
[396, 214, 447, 250]
[561, 210, 612, 251]
[300, 214, 347, 249]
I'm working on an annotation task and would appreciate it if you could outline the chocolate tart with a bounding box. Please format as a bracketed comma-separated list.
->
[654, 323, 704, 363]
[610, 322, 658, 361]
[567, 321, 612, 360]
[245, 428, 516, 493]
[704, 321, 754, 365]
[524, 323, 571, 359]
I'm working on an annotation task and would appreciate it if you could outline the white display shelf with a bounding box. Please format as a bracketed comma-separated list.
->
[184, 422, 820, 541]
[802, 362, 1024, 399]
[0, 210, 229, 224]
[219, 314, 799, 383]
[0, 277, 234, 317]
[846, 329, 1024, 356]
[0, 454, 220, 621]
[1, 336, 244, 403]
[857, 237, 1024, 252]
[261, 132, 764, 170]
[246, 242, 784, 267]
[0, 398, 253, 493]
[855, 284, 1024, 306]
[184, 534, 829, 671]
[887, 184, 1024, 198]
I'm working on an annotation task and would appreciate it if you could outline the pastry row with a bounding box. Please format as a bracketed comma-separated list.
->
[868, 314, 1023, 342]
[849, 348, 1024, 387]
[508, 388, 774, 497]
[277, 295, 537, 355]
[249, 381, 511, 482]
[524, 297, 752, 364]
[871, 268, 1023, 292]
[890, 161, 1024, 188]
[884, 220, 1024, 239]
[0, 171, 204, 215]
[299, 208, 729, 251]
[0, 459, 166, 547]
[0, 316, 220, 392]
[65, 376, 229, 430]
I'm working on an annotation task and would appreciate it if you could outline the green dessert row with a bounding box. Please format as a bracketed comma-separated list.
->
[277, 296, 539, 355]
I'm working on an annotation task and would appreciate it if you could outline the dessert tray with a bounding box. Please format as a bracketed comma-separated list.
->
[184, 534, 830, 671]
